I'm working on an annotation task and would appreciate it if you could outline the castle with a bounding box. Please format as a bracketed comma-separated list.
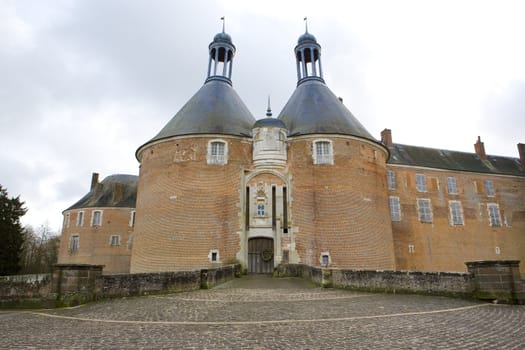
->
[57, 27, 525, 276]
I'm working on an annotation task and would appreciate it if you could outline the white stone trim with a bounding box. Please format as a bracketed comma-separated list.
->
[76, 211, 84, 227]
[208, 249, 220, 263]
[487, 203, 502, 227]
[416, 198, 433, 223]
[69, 234, 79, 252]
[448, 200, 464, 226]
[207, 139, 228, 165]
[91, 210, 103, 227]
[320, 252, 331, 266]
[389, 196, 401, 221]
[312, 139, 333, 165]
[129, 210, 136, 227]
[64, 212, 70, 228]
[109, 235, 121, 246]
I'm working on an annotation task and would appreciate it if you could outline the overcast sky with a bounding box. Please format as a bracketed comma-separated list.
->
[1, 0, 524, 232]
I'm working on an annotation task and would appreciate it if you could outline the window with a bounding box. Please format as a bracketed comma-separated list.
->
[495, 246, 501, 255]
[92, 210, 102, 226]
[408, 244, 415, 254]
[387, 170, 396, 190]
[209, 249, 220, 263]
[417, 198, 432, 223]
[207, 140, 227, 165]
[130, 211, 136, 227]
[449, 201, 464, 225]
[64, 213, 70, 228]
[485, 180, 495, 197]
[447, 177, 458, 195]
[257, 204, 265, 216]
[487, 203, 501, 227]
[76, 211, 84, 227]
[416, 174, 427, 192]
[320, 252, 330, 266]
[313, 140, 333, 165]
[322, 255, 329, 266]
[69, 235, 79, 252]
[110, 235, 120, 246]
[389, 196, 401, 221]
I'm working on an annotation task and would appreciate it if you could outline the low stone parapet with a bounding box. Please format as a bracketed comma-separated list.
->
[466, 260, 524, 304]
[52, 264, 104, 307]
[97, 270, 201, 299]
[1, 264, 241, 309]
[0, 274, 52, 308]
[277, 264, 474, 299]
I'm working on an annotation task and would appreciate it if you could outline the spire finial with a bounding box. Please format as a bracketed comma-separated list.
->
[304, 16, 308, 33]
[266, 95, 272, 117]
[221, 16, 225, 33]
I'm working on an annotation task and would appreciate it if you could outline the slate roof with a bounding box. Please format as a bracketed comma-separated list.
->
[388, 143, 524, 176]
[278, 79, 376, 142]
[141, 80, 255, 148]
[253, 117, 287, 129]
[66, 174, 138, 210]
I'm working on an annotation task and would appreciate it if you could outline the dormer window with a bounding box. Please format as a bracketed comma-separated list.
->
[207, 140, 228, 165]
[313, 140, 333, 165]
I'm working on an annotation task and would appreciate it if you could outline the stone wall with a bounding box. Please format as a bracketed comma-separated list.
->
[466, 260, 525, 304]
[97, 270, 200, 299]
[0, 274, 53, 308]
[1, 264, 240, 309]
[276, 264, 473, 298]
[200, 264, 241, 289]
[52, 264, 104, 307]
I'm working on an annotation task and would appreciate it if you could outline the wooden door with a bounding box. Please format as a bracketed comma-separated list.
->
[248, 238, 274, 274]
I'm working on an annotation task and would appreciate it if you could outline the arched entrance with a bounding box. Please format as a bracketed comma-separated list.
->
[248, 237, 274, 274]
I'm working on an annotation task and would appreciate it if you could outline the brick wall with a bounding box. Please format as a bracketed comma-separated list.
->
[58, 207, 134, 274]
[388, 165, 525, 275]
[131, 135, 250, 273]
[287, 135, 396, 270]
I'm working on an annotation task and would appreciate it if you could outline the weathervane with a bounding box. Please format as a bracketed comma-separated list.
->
[221, 16, 225, 33]
[304, 16, 308, 33]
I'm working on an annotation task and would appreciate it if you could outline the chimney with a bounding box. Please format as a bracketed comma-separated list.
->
[381, 128, 393, 148]
[518, 143, 525, 170]
[113, 183, 123, 203]
[474, 136, 487, 160]
[90, 172, 99, 191]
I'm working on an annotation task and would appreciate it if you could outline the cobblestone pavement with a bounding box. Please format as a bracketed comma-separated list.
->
[1, 275, 524, 349]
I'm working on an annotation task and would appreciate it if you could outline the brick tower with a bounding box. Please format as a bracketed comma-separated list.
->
[277, 26, 396, 269]
[130, 27, 256, 273]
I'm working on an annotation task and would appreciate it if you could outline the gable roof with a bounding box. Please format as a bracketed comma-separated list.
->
[66, 174, 138, 211]
[388, 143, 524, 176]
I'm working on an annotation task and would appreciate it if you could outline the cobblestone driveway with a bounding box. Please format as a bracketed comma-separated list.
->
[1, 275, 524, 349]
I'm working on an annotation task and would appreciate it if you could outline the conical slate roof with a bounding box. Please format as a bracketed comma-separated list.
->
[278, 79, 375, 140]
[143, 79, 256, 146]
